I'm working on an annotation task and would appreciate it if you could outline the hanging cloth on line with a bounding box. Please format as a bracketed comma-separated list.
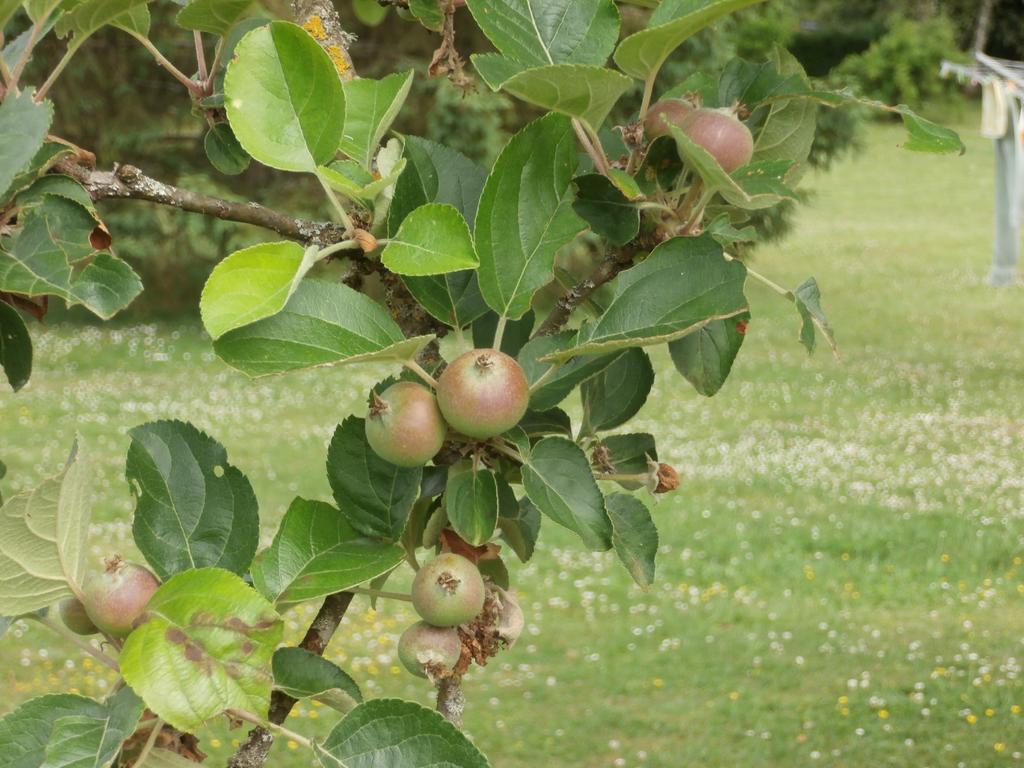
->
[981, 79, 1010, 138]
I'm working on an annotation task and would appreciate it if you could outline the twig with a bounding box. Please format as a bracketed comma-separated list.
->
[54, 158, 355, 248]
[35, 44, 78, 101]
[228, 592, 354, 768]
[436, 677, 465, 727]
[28, 613, 121, 672]
[534, 247, 640, 337]
[134, 717, 165, 767]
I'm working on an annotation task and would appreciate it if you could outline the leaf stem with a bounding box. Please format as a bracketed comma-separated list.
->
[10, 0, 59, 87]
[27, 613, 121, 672]
[317, 239, 359, 260]
[527, 363, 561, 394]
[572, 119, 610, 176]
[318, 178, 356, 234]
[207, 38, 225, 89]
[491, 315, 507, 351]
[127, 32, 203, 96]
[724, 253, 792, 298]
[34, 42, 80, 102]
[488, 439, 525, 465]
[227, 710, 313, 750]
[348, 586, 413, 602]
[134, 717, 165, 767]
[638, 71, 657, 128]
[404, 359, 439, 388]
[193, 31, 208, 83]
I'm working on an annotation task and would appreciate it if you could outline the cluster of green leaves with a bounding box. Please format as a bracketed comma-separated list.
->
[0, 0, 966, 764]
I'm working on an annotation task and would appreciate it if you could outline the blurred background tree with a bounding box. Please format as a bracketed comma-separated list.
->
[11, 0, 996, 318]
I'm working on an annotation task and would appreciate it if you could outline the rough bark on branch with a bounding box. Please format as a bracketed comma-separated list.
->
[227, 592, 355, 768]
[292, 0, 357, 80]
[54, 158, 351, 248]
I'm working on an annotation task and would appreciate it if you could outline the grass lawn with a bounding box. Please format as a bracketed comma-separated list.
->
[2, 114, 1023, 767]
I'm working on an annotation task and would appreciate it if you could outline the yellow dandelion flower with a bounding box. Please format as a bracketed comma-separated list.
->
[986, 708, 995, 717]
[652, 678, 664, 688]
[391, 665, 402, 675]
[878, 709, 889, 719]
[967, 714, 978, 725]
[287, 740, 298, 750]
[1014, 557, 1022, 566]
[840, 707, 850, 717]
[940, 553, 950, 563]
[1012, 705, 1021, 714]
[995, 743, 1007, 752]
[838, 696, 849, 705]
[728, 691, 740, 701]
[210, 739, 222, 748]
[841, 552, 850, 561]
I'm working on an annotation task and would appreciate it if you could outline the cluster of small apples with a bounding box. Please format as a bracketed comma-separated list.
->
[58, 555, 160, 638]
[397, 552, 485, 678]
[365, 347, 529, 467]
[644, 99, 754, 172]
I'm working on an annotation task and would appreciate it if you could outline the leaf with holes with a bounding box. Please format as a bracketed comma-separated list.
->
[340, 70, 414, 169]
[445, 468, 499, 546]
[0, 687, 143, 768]
[315, 698, 489, 768]
[606, 493, 658, 588]
[200, 242, 319, 340]
[522, 437, 611, 551]
[120, 568, 282, 733]
[0, 302, 31, 392]
[581, 347, 654, 431]
[212, 280, 433, 377]
[126, 421, 259, 581]
[0, 439, 89, 615]
[476, 114, 584, 320]
[251, 497, 405, 606]
[669, 312, 749, 396]
[273, 647, 363, 711]
[543, 234, 748, 361]
[327, 417, 422, 541]
[224, 21, 344, 172]
[382, 203, 478, 276]
[613, 0, 767, 80]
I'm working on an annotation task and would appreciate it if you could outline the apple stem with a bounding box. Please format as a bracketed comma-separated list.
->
[404, 359, 439, 388]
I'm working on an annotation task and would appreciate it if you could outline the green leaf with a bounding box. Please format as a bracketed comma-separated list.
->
[315, 698, 489, 768]
[572, 173, 639, 246]
[518, 331, 619, 411]
[408, 0, 443, 30]
[272, 647, 362, 711]
[613, 0, 767, 80]
[0, 90, 52, 204]
[595, 433, 658, 491]
[498, 496, 541, 563]
[895, 105, 965, 154]
[353, 0, 388, 26]
[518, 407, 572, 437]
[56, 0, 153, 42]
[176, 0, 251, 35]
[581, 347, 654, 431]
[1, 141, 74, 208]
[0, 688, 143, 768]
[387, 137, 487, 235]
[606, 493, 657, 588]
[126, 420, 259, 581]
[200, 241, 318, 340]
[543, 234, 748, 360]
[403, 270, 489, 330]
[794, 277, 836, 356]
[0, 439, 89, 615]
[326, 417, 422, 541]
[476, 114, 583, 319]
[750, 50, 816, 169]
[382, 203, 478, 276]
[445, 468, 498, 546]
[204, 122, 251, 175]
[472, 310, 534, 356]
[706, 213, 757, 246]
[340, 70, 414, 169]
[634, 135, 682, 195]
[136, 750, 201, 768]
[112, 3, 150, 36]
[212, 279, 432, 377]
[466, 0, 619, 66]
[521, 436, 611, 551]
[0, 0, 20, 28]
[224, 21, 345, 172]
[0, 195, 142, 319]
[120, 568, 282, 733]
[668, 124, 796, 210]
[668, 312, 748, 396]
[0, 302, 32, 392]
[251, 496, 405, 606]
[476, 61, 631, 132]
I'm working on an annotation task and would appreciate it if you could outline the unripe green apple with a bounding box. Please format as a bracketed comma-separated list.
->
[82, 556, 160, 637]
[397, 621, 462, 678]
[644, 98, 695, 139]
[58, 597, 99, 636]
[436, 349, 529, 439]
[365, 381, 447, 467]
[411, 552, 486, 627]
[680, 107, 754, 172]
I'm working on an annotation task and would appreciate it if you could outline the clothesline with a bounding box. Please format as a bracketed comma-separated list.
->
[941, 52, 1024, 96]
